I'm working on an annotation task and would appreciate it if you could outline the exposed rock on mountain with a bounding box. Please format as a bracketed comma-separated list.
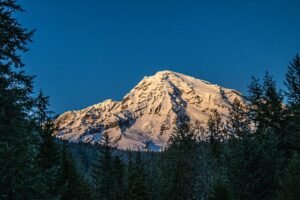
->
[54, 70, 243, 150]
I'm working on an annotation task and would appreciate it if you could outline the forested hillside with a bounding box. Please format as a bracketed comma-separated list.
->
[1, 0, 300, 199]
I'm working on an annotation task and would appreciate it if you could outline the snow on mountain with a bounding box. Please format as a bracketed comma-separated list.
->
[54, 70, 243, 150]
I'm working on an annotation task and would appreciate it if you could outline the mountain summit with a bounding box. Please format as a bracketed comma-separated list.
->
[54, 70, 243, 150]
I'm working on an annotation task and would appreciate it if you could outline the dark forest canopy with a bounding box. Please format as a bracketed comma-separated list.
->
[1, 0, 300, 199]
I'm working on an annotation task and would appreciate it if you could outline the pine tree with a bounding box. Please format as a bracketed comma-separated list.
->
[60, 142, 93, 200]
[261, 72, 284, 132]
[247, 76, 264, 127]
[277, 153, 300, 200]
[127, 151, 149, 200]
[92, 132, 113, 200]
[208, 177, 232, 200]
[0, 0, 43, 198]
[248, 73, 284, 133]
[35, 91, 58, 167]
[112, 155, 125, 200]
[227, 128, 282, 200]
[207, 109, 225, 158]
[36, 120, 62, 198]
[227, 73, 284, 199]
[35, 90, 51, 125]
[217, 98, 251, 200]
[285, 54, 300, 106]
[226, 98, 251, 139]
[283, 104, 300, 154]
[283, 54, 300, 154]
[160, 121, 199, 200]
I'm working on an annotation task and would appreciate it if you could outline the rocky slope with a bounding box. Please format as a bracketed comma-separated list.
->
[54, 70, 243, 150]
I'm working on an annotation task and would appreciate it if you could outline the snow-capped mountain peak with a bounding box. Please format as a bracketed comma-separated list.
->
[54, 70, 242, 150]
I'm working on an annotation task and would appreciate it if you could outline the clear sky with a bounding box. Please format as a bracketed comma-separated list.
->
[17, 0, 300, 114]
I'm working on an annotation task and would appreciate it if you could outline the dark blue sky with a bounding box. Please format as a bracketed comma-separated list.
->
[17, 0, 300, 114]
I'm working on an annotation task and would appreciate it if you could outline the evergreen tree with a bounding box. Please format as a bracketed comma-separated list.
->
[283, 54, 300, 154]
[216, 97, 251, 200]
[36, 118, 62, 198]
[144, 151, 161, 200]
[92, 132, 113, 200]
[35, 90, 51, 125]
[208, 177, 232, 200]
[247, 76, 264, 127]
[60, 142, 93, 200]
[227, 72, 284, 199]
[283, 104, 300, 154]
[226, 98, 251, 139]
[227, 129, 282, 200]
[112, 155, 125, 200]
[277, 153, 300, 200]
[127, 151, 149, 200]
[285, 54, 300, 106]
[207, 109, 225, 158]
[0, 0, 43, 198]
[247, 73, 283, 133]
[160, 121, 199, 200]
[35, 90, 60, 189]
[261, 72, 284, 132]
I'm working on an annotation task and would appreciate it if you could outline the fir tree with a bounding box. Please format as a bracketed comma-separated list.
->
[127, 151, 149, 200]
[285, 54, 300, 106]
[248, 73, 284, 133]
[160, 121, 199, 200]
[225, 98, 251, 139]
[207, 109, 225, 158]
[60, 142, 93, 200]
[283, 104, 300, 154]
[36, 118, 62, 198]
[247, 76, 264, 127]
[112, 155, 125, 200]
[35, 90, 51, 126]
[0, 0, 43, 198]
[92, 132, 113, 200]
[227, 72, 284, 199]
[283, 54, 300, 154]
[277, 153, 300, 200]
[208, 177, 232, 200]
[261, 72, 284, 132]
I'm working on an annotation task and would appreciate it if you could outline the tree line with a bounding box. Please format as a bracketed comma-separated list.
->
[85, 53, 300, 200]
[0, 0, 92, 199]
[1, 0, 300, 199]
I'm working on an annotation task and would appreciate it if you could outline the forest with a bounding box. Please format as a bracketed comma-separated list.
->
[1, 0, 300, 199]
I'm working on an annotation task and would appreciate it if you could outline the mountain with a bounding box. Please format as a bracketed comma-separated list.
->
[54, 70, 243, 150]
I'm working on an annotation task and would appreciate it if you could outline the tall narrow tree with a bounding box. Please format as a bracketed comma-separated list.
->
[60, 142, 93, 200]
[207, 109, 225, 158]
[0, 0, 42, 198]
[92, 132, 113, 200]
[127, 151, 149, 200]
[112, 155, 125, 200]
[160, 121, 199, 200]
[283, 54, 300, 154]
[285, 54, 300, 106]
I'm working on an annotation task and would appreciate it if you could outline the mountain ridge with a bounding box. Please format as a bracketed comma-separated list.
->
[54, 70, 243, 150]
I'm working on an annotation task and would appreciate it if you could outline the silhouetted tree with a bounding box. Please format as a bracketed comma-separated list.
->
[226, 98, 251, 139]
[160, 121, 199, 200]
[283, 54, 300, 154]
[277, 153, 300, 200]
[127, 151, 149, 200]
[60, 142, 93, 200]
[0, 0, 43, 198]
[207, 109, 225, 158]
[285, 54, 300, 106]
[92, 132, 113, 200]
[112, 155, 125, 200]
